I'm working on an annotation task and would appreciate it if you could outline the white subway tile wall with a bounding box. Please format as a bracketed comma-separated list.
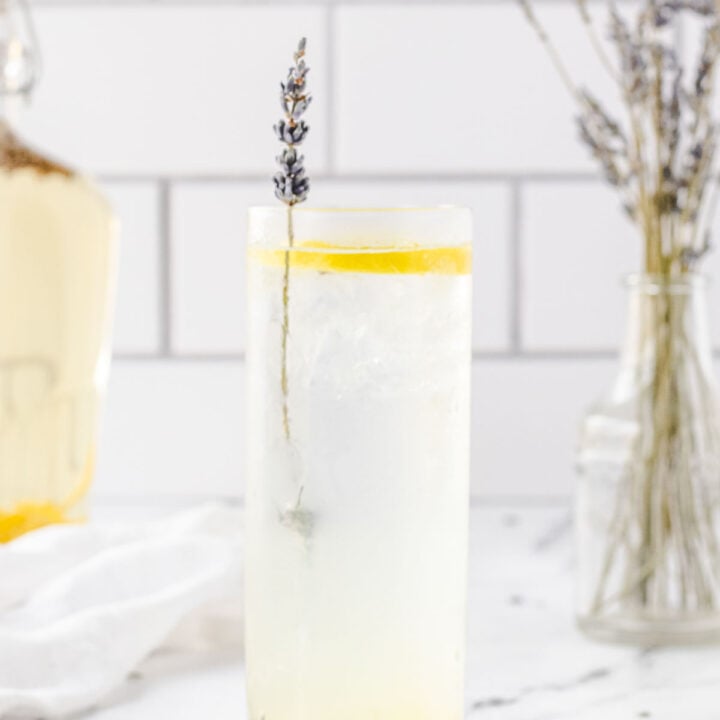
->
[22, 0, 701, 500]
[472, 360, 614, 498]
[103, 182, 161, 355]
[522, 181, 640, 352]
[171, 183, 262, 354]
[25, 7, 329, 175]
[96, 361, 244, 499]
[334, 3, 614, 173]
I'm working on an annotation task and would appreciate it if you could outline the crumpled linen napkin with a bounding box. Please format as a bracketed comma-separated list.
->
[0, 504, 244, 719]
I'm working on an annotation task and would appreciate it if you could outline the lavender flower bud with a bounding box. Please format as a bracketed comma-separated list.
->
[273, 38, 312, 206]
[274, 120, 309, 145]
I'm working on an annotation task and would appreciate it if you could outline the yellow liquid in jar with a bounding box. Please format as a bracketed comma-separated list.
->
[0, 165, 116, 541]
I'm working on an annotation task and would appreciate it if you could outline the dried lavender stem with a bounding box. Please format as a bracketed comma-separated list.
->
[576, 0, 622, 84]
[696, 171, 720, 251]
[280, 205, 294, 441]
[518, 0, 583, 101]
[271, 39, 315, 540]
[630, 111, 660, 272]
[591, 291, 720, 617]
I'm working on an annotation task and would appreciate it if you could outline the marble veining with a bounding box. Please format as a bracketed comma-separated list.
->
[82, 505, 720, 720]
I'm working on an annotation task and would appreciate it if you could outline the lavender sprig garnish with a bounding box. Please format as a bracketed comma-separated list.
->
[274, 38, 314, 542]
[273, 37, 311, 207]
[275, 37, 312, 446]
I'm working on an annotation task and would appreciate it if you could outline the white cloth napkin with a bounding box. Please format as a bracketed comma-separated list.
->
[0, 504, 244, 719]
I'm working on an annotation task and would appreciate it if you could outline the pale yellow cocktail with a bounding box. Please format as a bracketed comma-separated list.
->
[246, 207, 471, 720]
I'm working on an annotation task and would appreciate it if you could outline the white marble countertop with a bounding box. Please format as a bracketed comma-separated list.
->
[79, 503, 720, 720]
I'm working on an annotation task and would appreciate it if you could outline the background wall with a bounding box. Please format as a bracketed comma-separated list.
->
[23, 0, 720, 502]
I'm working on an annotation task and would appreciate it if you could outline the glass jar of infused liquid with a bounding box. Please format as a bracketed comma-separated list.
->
[0, 0, 117, 541]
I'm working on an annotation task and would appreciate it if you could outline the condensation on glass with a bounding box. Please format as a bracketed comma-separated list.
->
[245, 206, 472, 720]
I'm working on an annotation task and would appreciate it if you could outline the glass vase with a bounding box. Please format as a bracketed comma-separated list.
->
[577, 274, 720, 644]
[0, 0, 117, 541]
[245, 206, 472, 720]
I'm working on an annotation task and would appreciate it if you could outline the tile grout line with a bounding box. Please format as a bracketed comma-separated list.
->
[158, 179, 173, 356]
[101, 171, 603, 184]
[509, 180, 523, 353]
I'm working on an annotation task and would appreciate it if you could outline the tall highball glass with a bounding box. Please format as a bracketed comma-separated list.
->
[246, 207, 472, 720]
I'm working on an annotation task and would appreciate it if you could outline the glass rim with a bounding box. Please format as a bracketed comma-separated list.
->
[249, 204, 470, 215]
[624, 272, 709, 292]
[248, 204, 472, 251]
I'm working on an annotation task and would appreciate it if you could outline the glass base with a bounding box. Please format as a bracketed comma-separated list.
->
[578, 612, 720, 646]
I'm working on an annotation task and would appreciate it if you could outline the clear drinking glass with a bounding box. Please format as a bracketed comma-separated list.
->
[577, 275, 720, 644]
[245, 207, 472, 720]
